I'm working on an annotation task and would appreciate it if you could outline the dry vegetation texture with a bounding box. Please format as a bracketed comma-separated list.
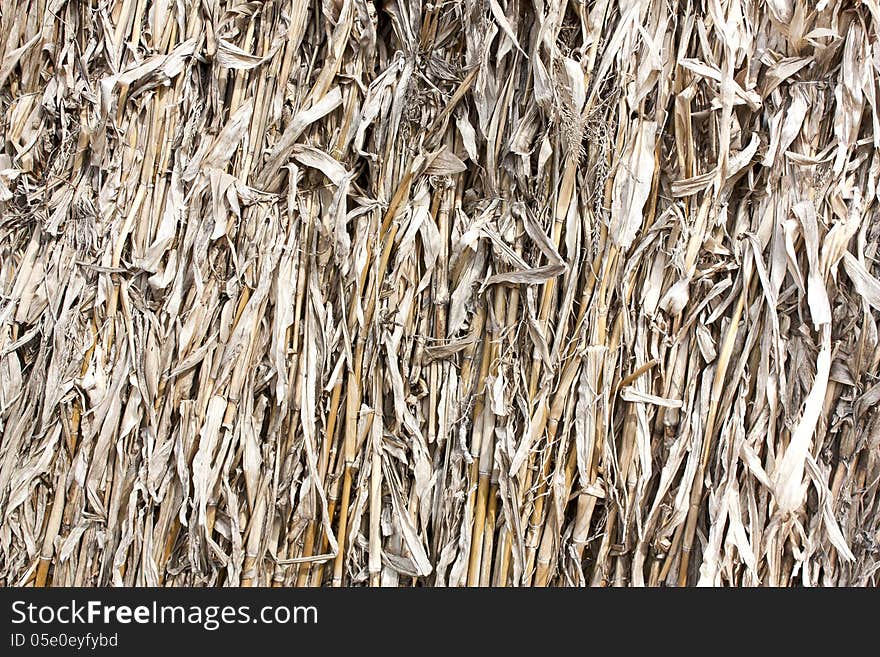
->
[2, 0, 880, 588]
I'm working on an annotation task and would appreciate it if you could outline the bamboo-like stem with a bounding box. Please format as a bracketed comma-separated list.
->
[678, 282, 748, 586]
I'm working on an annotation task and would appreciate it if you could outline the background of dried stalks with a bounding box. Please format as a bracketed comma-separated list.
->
[2, 0, 880, 587]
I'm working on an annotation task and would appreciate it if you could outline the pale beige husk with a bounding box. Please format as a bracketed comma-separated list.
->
[1, 0, 879, 587]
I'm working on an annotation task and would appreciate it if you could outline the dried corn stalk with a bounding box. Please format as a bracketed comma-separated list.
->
[1, 0, 879, 587]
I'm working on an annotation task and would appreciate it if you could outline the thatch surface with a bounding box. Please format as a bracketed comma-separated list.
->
[1, 0, 879, 587]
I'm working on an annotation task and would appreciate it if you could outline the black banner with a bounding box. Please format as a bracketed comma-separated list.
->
[0, 587, 864, 652]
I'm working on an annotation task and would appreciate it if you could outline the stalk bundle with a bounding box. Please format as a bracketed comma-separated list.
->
[1, 0, 879, 586]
